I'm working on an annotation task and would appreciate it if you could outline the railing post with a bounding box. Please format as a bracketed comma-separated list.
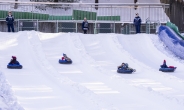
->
[114, 22, 115, 33]
[149, 5, 150, 20]
[32, 3, 33, 20]
[111, 5, 112, 21]
[130, 6, 131, 22]
[17, 19, 19, 32]
[94, 21, 96, 34]
[37, 19, 38, 32]
[56, 20, 58, 33]
[76, 22, 77, 33]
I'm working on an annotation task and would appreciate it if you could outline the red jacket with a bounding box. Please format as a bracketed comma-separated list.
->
[62, 57, 65, 60]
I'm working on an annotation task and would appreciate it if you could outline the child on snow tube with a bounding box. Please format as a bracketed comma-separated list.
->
[62, 53, 71, 61]
[59, 53, 72, 64]
[117, 63, 136, 73]
[159, 60, 176, 72]
[7, 56, 22, 69]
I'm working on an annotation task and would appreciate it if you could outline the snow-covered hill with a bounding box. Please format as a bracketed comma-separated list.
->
[0, 32, 184, 110]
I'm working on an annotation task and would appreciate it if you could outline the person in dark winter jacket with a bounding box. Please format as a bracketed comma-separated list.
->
[118, 63, 128, 69]
[82, 17, 89, 34]
[133, 13, 141, 34]
[9, 56, 17, 64]
[161, 60, 168, 68]
[6, 11, 14, 32]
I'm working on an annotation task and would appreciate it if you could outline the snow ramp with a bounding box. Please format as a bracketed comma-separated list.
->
[0, 31, 184, 110]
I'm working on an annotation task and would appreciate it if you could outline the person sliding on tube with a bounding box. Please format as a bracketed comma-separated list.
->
[62, 53, 71, 61]
[9, 56, 17, 64]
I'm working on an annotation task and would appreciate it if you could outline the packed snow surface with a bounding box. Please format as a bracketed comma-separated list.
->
[0, 32, 184, 110]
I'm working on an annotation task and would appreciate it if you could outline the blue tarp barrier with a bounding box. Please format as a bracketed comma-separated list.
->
[158, 26, 184, 59]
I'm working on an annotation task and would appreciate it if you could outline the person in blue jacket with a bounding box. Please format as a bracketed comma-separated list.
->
[6, 11, 14, 32]
[82, 17, 89, 34]
[133, 13, 141, 34]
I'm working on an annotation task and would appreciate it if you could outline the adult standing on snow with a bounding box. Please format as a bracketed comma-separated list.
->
[133, 13, 141, 34]
[6, 11, 14, 32]
[82, 17, 89, 34]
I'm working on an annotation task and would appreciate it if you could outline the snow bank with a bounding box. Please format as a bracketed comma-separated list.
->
[0, 71, 24, 110]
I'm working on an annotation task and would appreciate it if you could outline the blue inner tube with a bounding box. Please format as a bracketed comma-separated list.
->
[7, 64, 23, 69]
[159, 67, 177, 72]
[117, 68, 135, 73]
[59, 59, 72, 64]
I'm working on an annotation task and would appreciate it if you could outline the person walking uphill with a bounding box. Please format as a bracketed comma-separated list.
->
[6, 11, 14, 32]
[82, 17, 89, 34]
[133, 13, 141, 34]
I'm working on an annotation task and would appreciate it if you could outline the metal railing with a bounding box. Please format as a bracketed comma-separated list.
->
[0, 1, 170, 33]
[0, 20, 161, 34]
[0, 2, 169, 22]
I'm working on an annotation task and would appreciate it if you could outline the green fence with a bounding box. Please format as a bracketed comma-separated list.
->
[97, 16, 120, 21]
[0, 10, 49, 20]
[73, 10, 96, 20]
[48, 16, 72, 20]
[1, 10, 120, 21]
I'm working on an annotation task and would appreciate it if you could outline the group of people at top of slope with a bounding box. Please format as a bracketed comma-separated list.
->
[6, 11, 141, 34]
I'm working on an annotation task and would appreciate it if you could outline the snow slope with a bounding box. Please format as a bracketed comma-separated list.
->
[0, 32, 184, 110]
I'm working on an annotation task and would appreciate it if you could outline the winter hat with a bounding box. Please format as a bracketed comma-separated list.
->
[12, 56, 16, 59]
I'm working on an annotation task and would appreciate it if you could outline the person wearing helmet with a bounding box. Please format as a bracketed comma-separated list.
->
[9, 56, 17, 64]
